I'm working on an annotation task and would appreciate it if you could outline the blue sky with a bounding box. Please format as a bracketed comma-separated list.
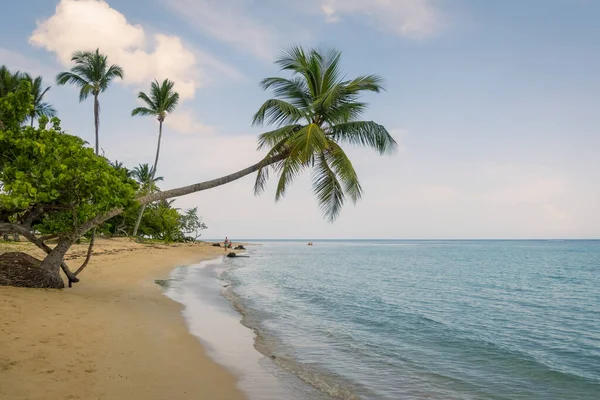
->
[2, 0, 599, 239]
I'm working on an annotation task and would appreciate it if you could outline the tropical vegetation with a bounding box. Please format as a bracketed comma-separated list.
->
[131, 79, 180, 236]
[56, 48, 124, 155]
[0, 45, 395, 288]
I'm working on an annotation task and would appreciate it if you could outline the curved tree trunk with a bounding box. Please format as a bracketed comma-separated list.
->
[39, 237, 73, 275]
[132, 119, 164, 237]
[140, 152, 287, 204]
[0, 223, 79, 283]
[78, 152, 287, 240]
[1, 153, 285, 287]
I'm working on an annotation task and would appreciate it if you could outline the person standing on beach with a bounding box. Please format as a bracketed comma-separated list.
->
[224, 237, 229, 252]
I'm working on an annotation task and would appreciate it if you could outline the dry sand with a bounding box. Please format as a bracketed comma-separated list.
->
[0, 238, 245, 400]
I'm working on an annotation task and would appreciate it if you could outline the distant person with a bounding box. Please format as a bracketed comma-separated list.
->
[224, 237, 230, 251]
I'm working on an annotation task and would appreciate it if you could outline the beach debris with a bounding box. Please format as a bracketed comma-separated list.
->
[0, 252, 64, 289]
[154, 279, 171, 289]
[226, 252, 237, 258]
[212, 243, 221, 247]
[234, 245, 246, 250]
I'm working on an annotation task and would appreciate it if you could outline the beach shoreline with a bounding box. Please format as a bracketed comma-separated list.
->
[0, 238, 245, 400]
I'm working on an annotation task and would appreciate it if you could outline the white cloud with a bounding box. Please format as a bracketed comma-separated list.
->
[162, 0, 280, 61]
[320, 0, 442, 39]
[29, 0, 210, 101]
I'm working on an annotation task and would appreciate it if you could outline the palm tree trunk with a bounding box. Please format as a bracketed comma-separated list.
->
[30, 115, 34, 128]
[94, 94, 100, 155]
[131, 203, 146, 237]
[152, 120, 163, 178]
[132, 120, 164, 237]
[88, 93, 100, 264]
[78, 152, 287, 239]
[140, 152, 287, 204]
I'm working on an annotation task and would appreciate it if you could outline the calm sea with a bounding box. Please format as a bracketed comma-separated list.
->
[167, 240, 600, 399]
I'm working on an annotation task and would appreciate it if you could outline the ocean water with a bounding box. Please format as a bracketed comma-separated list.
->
[168, 240, 600, 399]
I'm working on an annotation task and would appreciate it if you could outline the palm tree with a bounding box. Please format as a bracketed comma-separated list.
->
[130, 79, 179, 236]
[0, 66, 20, 98]
[110, 160, 133, 179]
[250, 46, 397, 221]
[56, 49, 124, 155]
[132, 163, 163, 193]
[137, 46, 397, 221]
[23, 74, 56, 127]
[41, 46, 397, 276]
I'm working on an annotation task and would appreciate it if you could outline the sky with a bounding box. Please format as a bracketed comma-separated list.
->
[2, 0, 599, 239]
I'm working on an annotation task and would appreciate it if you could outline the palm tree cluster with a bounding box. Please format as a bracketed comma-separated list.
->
[0, 65, 56, 127]
[5, 44, 394, 240]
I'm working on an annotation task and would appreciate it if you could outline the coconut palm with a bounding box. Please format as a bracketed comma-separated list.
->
[22, 74, 56, 127]
[250, 46, 397, 221]
[130, 79, 179, 236]
[110, 160, 133, 179]
[132, 163, 163, 191]
[132, 46, 397, 222]
[0, 66, 20, 98]
[45, 46, 396, 275]
[56, 49, 124, 155]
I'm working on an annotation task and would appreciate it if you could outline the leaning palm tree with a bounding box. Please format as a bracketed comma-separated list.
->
[130, 79, 179, 236]
[136, 46, 397, 222]
[32, 46, 398, 280]
[23, 74, 56, 127]
[56, 49, 123, 155]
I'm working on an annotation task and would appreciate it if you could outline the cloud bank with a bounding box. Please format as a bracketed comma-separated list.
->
[30, 0, 200, 101]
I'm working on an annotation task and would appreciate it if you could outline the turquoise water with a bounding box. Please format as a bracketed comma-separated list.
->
[220, 240, 600, 399]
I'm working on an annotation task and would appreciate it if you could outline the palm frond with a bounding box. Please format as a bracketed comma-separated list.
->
[257, 124, 301, 150]
[288, 123, 328, 163]
[274, 155, 304, 201]
[312, 154, 345, 223]
[34, 102, 57, 118]
[260, 76, 312, 111]
[275, 45, 310, 73]
[329, 121, 397, 155]
[252, 99, 305, 127]
[137, 91, 157, 110]
[56, 71, 89, 88]
[253, 136, 290, 195]
[344, 74, 385, 94]
[131, 107, 156, 117]
[78, 84, 95, 102]
[320, 47, 343, 93]
[104, 64, 124, 81]
[325, 141, 362, 203]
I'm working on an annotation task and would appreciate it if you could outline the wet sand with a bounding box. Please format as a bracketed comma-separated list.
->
[0, 238, 244, 400]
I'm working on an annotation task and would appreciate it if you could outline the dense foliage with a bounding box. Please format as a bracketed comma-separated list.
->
[1, 46, 392, 286]
[0, 66, 206, 243]
[0, 116, 137, 235]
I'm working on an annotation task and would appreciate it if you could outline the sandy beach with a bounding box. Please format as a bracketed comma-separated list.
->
[0, 238, 244, 400]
